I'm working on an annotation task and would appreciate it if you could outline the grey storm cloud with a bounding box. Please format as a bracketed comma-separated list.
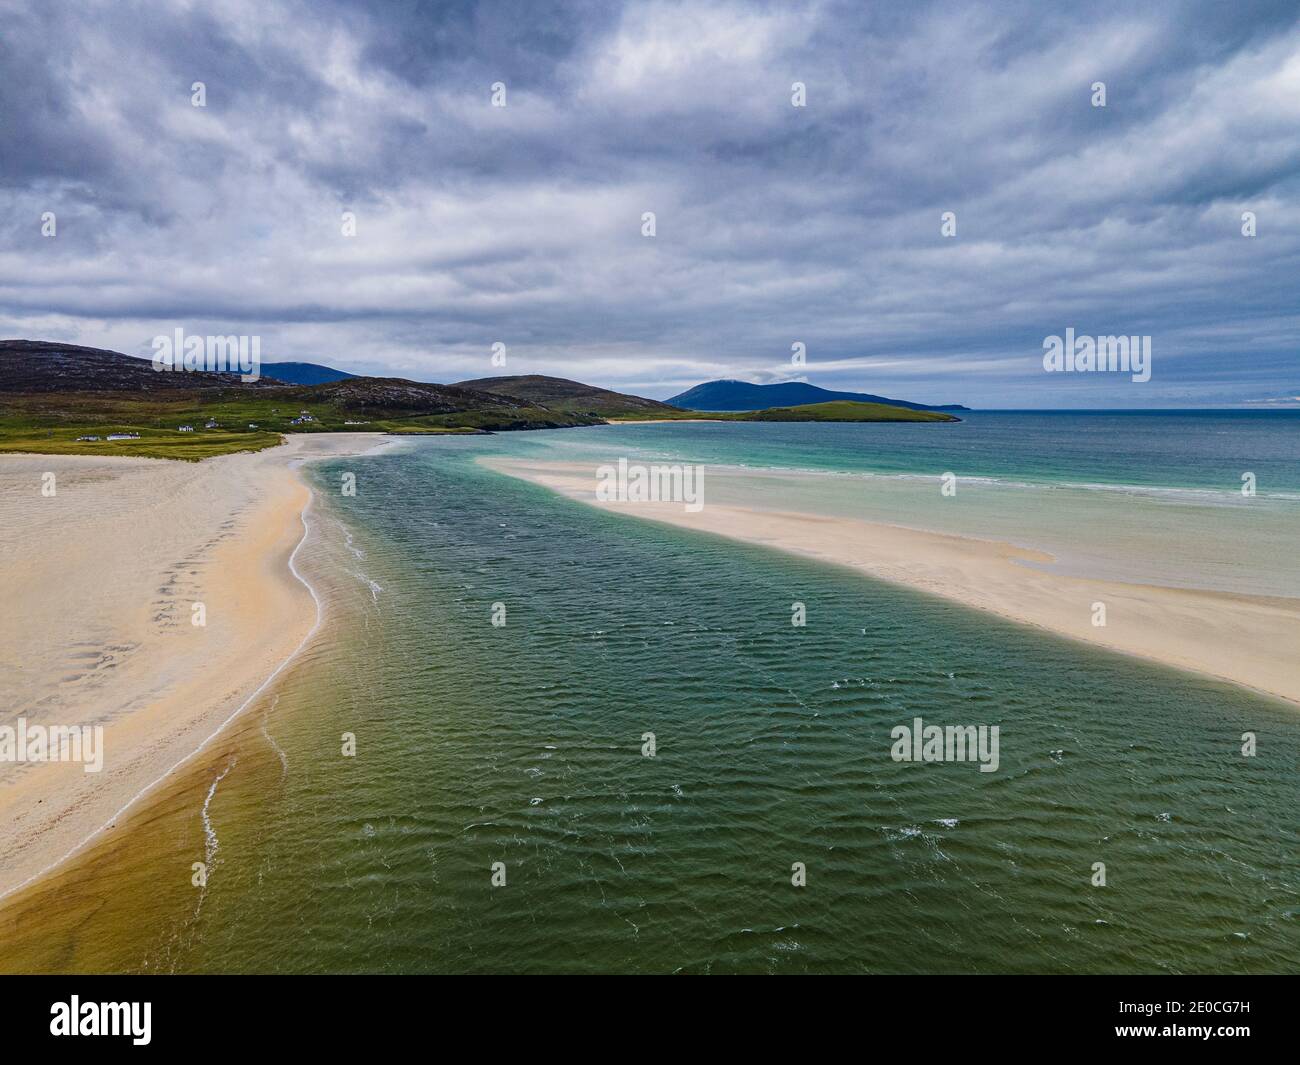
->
[1, 0, 1298, 406]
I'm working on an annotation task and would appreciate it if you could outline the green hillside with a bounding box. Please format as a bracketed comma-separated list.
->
[0, 343, 956, 461]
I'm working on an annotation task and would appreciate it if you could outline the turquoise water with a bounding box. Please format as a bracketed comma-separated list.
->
[18, 415, 1291, 974]
[131, 417, 1299, 974]
[493, 411, 1300, 494]
[478, 412, 1300, 596]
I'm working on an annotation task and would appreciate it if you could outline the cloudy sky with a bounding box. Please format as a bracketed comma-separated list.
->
[3, 0, 1298, 407]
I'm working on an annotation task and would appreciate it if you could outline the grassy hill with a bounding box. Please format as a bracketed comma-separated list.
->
[0, 343, 605, 459]
[0, 340, 283, 392]
[454, 375, 683, 418]
[0, 343, 957, 461]
[667, 378, 968, 412]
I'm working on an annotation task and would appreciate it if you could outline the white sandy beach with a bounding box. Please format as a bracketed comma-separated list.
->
[0, 433, 389, 902]
[2, 437, 1295, 909]
[484, 457, 1300, 708]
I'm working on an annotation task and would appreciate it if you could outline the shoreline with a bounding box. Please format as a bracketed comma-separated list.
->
[483, 456, 1300, 708]
[0, 433, 391, 904]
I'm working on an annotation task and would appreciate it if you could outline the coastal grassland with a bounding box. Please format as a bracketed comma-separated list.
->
[0, 393, 311, 459]
[388, 408, 597, 431]
[0, 388, 956, 461]
[602, 409, 728, 422]
[0, 421, 285, 460]
[0, 390, 571, 460]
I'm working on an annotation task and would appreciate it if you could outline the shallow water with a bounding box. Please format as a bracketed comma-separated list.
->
[542, 411, 1300, 494]
[4, 421, 1295, 974]
[483, 412, 1300, 596]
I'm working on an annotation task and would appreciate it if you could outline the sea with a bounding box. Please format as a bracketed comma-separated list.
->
[4, 411, 1297, 973]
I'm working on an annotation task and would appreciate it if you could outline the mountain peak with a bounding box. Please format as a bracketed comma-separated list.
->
[667, 379, 968, 412]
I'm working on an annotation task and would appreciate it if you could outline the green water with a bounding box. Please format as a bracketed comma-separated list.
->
[517, 411, 1300, 493]
[483, 413, 1300, 596]
[104, 430, 1298, 974]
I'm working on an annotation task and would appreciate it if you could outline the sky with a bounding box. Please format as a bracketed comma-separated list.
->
[2, 0, 1298, 408]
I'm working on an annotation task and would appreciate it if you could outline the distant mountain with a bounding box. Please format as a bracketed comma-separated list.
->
[0, 343, 961, 460]
[0, 341, 609, 457]
[256, 361, 355, 385]
[0, 343, 356, 390]
[303, 375, 580, 421]
[667, 379, 968, 412]
[454, 374, 682, 418]
[0, 339, 281, 392]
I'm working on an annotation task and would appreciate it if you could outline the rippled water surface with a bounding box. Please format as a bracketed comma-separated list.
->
[170, 437, 1300, 971]
[5, 421, 1297, 974]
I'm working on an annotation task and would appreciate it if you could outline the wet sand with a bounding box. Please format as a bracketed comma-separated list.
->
[484, 456, 1300, 707]
[0, 434, 390, 902]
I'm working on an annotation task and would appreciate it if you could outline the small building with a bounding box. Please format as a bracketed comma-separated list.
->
[205, 419, 219, 429]
[248, 423, 259, 429]
[107, 432, 140, 441]
[76, 435, 101, 442]
[178, 425, 195, 433]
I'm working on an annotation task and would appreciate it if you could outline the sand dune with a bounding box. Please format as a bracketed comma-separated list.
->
[0, 434, 389, 901]
[484, 457, 1300, 708]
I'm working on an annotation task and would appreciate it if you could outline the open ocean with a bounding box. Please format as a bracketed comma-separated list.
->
[6, 412, 1298, 973]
